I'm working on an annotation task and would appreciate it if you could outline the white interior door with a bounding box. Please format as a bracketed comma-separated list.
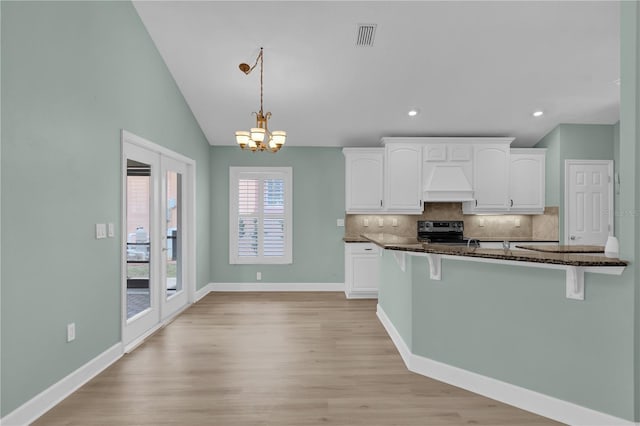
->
[565, 160, 613, 245]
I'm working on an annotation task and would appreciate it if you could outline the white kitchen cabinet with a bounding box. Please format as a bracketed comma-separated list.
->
[463, 141, 512, 213]
[344, 243, 380, 299]
[509, 149, 546, 213]
[382, 140, 422, 213]
[343, 148, 384, 213]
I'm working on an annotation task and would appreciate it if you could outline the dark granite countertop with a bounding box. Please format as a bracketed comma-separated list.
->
[516, 244, 604, 253]
[343, 236, 371, 243]
[470, 237, 560, 243]
[361, 233, 627, 267]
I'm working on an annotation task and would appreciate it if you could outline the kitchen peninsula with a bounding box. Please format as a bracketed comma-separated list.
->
[371, 228, 631, 425]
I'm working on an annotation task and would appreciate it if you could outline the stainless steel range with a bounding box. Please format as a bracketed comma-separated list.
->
[417, 220, 478, 246]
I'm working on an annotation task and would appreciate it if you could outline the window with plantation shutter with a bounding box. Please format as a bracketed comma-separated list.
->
[229, 167, 292, 264]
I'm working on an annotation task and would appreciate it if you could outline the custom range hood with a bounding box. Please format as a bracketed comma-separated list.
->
[422, 164, 474, 202]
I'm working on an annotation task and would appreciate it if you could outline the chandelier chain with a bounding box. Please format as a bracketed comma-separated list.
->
[259, 47, 264, 114]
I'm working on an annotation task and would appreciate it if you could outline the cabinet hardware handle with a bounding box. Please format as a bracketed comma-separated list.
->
[510, 199, 514, 207]
[380, 200, 382, 207]
[365, 248, 372, 251]
[475, 200, 478, 207]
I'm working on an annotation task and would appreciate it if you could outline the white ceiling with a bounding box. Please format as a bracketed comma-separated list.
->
[133, 1, 620, 148]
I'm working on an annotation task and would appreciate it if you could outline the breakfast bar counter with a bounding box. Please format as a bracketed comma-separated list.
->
[362, 232, 627, 301]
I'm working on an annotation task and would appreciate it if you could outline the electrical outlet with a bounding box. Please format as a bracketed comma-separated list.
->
[337, 219, 344, 227]
[478, 217, 485, 227]
[515, 217, 521, 227]
[378, 218, 384, 227]
[257, 272, 262, 281]
[67, 323, 76, 342]
[392, 218, 398, 227]
[363, 218, 369, 227]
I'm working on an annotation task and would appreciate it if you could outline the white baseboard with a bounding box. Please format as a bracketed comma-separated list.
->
[345, 291, 378, 299]
[194, 282, 214, 301]
[210, 282, 344, 292]
[1, 343, 123, 426]
[375, 304, 411, 369]
[376, 304, 636, 426]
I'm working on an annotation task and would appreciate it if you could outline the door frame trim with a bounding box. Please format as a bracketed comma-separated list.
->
[120, 130, 197, 349]
[563, 159, 613, 245]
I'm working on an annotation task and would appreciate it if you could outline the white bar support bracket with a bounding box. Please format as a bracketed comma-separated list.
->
[425, 253, 441, 280]
[565, 266, 585, 300]
[392, 251, 407, 272]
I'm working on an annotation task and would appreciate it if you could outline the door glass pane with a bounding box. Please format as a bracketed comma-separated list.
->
[126, 160, 151, 319]
[166, 171, 182, 298]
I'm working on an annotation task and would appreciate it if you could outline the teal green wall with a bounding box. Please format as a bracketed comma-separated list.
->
[210, 147, 344, 283]
[533, 126, 561, 207]
[535, 124, 615, 241]
[378, 251, 412, 349]
[613, 121, 620, 236]
[1, 1, 210, 416]
[620, 1, 640, 421]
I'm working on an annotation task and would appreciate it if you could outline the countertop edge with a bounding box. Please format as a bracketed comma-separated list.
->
[361, 235, 627, 267]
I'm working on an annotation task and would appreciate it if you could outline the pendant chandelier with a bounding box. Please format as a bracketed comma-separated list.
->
[235, 47, 286, 152]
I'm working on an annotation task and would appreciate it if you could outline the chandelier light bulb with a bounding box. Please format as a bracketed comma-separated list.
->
[235, 131, 250, 148]
[271, 130, 287, 146]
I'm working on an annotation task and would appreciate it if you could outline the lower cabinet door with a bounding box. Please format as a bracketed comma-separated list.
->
[345, 243, 379, 298]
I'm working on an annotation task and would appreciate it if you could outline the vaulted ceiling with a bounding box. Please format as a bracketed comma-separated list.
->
[133, 1, 620, 148]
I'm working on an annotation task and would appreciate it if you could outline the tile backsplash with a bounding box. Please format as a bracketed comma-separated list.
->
[345, 203, 559, 241]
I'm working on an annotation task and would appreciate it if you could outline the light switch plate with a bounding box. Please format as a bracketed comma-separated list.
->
[107, 223, 115, 237]
[67, 323, 76, 342]
[96, 223, 107, 239]
[337, 219, 344, 227]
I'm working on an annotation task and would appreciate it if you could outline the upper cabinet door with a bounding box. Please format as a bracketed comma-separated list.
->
[384, 143, 422, 213]
[471, 144, 510, 211]
[344, 148, 384, 213]
[509, 150, 546, 213]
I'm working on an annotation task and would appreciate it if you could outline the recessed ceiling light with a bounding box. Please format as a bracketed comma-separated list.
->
[408, 109, 419, 117]
[532, 110, 544, 117]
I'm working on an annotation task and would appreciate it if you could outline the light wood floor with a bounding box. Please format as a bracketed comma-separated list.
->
[35, 292, 560, 425]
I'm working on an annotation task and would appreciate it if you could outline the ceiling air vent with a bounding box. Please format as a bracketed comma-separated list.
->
[356, 24, 377, 47]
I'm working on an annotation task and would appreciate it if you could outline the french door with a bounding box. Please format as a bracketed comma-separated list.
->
[160, 156, 188, 319]
[122, 131, 195, 350]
